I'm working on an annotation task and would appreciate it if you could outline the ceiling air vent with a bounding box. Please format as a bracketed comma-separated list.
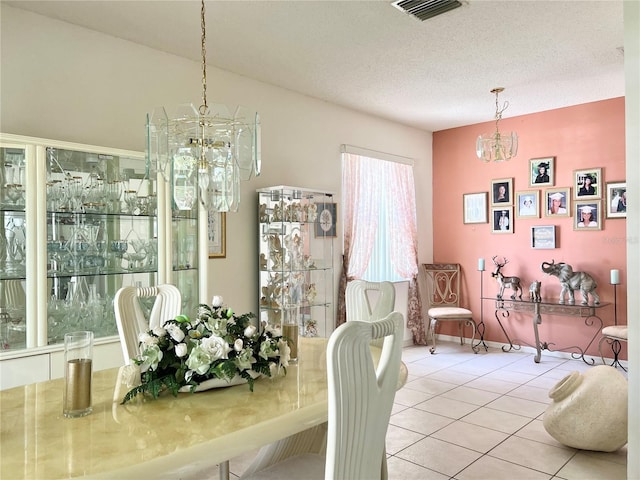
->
[391, 0, 462, 21]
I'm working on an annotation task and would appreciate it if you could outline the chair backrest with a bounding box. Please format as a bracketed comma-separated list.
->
[325, 311, 404, 480]
[345, 280, 396, 322]
[419, 263, 463, 309]
[114, 284, 182, 364]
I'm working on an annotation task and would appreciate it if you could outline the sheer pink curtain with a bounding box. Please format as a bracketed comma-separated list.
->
[337, 153, 379, 325]
[337, 153, 426, 344]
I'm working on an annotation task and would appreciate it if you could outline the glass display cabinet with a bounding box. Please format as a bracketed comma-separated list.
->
[0, 133, 205, 388]
[257, 186, 334, 339]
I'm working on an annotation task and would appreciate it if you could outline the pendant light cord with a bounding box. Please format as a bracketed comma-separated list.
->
[199, 0, 208, 116]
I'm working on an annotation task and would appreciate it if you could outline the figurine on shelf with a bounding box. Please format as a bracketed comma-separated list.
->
[491, 256, 523, 300]
[259, 253, 268, 271]
[272, 201, 283, 222]
[541, 260, 600, 305]
[283, 202, 292, 222]
[304, 319, 318, 337]
[306, 283, 317, 303]
[259, 203, 269, 223]
[529, 281, 541, 302]
[305, 203, 318, 222]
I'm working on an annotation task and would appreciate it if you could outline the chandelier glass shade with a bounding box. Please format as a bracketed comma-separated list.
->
[476, 87, 518, 163]
[146, 0, 261, 213]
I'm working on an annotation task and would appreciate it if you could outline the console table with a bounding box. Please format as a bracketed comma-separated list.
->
[480, 297, 609, 364]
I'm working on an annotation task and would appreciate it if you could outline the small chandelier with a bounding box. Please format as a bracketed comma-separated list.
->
[476, 87, 518, 163]
[146, 0, 261, 213]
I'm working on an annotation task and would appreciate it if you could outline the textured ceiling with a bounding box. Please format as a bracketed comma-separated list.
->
[4, 0, 625, 131]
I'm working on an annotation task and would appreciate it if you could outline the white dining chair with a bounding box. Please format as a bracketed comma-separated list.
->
[241, 311, 404, 480]
[346, 279, 396, 322]
[114, 284, 182, 364]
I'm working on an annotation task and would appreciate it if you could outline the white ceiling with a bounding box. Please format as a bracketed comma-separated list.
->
[4, 0, 625, 132]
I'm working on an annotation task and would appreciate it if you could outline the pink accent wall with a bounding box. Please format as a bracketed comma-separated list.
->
[432, 98, 627, 359]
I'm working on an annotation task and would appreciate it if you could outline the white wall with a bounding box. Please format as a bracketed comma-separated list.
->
[0, 4, 432, 326]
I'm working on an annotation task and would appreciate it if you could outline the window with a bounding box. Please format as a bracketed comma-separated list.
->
[342, 149, 418, 283]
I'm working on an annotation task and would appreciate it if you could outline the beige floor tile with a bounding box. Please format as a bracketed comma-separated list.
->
[393, 386, 433, 406]
[426, 369, 478, 385]
[396, 437, 482, 477]
[389, 407, 454, 435]
[462, 406, 533, 434]
[440, 385, 501, 406]
[580, 445, 628, 466]
[489, 436, 577, 474]
[385, 424, 425, 455]
[390, 402, 409, 416]
[431, 420, 509, 454]
[484, 369, 537, 384]
[413, 395, 480, 419]
[404, 376, 459, 396]
[526, 375, 562, 390]
[455, 455, 553, 480]
[504, 384, 551, 403]
[465, 376, 520, 394]
[556, 451, 627, 480]
[486, 395, 548, 418]
[386, 455, 449, 480]
[513, 419, 567, 448]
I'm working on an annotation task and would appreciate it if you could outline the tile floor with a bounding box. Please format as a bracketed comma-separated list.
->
[222, 341, 628, 479]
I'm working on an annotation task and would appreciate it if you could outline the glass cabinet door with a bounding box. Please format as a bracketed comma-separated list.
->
[44, 146, 157, 346]
[1, 145, 28, 350]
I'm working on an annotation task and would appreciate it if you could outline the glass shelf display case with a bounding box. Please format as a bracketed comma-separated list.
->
[0, 133, 206, 388]
[257, 186, 334, 339]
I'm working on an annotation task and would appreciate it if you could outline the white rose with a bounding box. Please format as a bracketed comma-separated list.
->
[152, 326, 166, 337]
[186, 345, 213, 375]
[211, 295, 224, 307]
[201, 335, 232, 361]
[175, 343, 188, 358]
[139, 344, 163, 373]
[166, 324, 185, 342]
[234, 338, 244, 352]
[244, 325, 257, 338]
[138, 332, 158, 346]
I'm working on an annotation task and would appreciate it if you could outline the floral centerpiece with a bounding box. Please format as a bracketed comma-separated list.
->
[121, 297, 289, 404]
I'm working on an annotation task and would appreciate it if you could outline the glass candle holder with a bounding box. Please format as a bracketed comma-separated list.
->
[63, 331, 93, 418]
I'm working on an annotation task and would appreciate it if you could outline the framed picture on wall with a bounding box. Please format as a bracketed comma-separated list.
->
[531, 225, 556, 249]
[606, 181, 626, 218]
[516, 190, 540, 218]
[529, 156, 555, 187]
[574, 200, 602, 230]
[208, 211, 226, 258]
[490, 178, 513, 206]
[491, 207, 513, 234]
[315, 202, 337, 237]
[544, 187, 571, 217]
[463, 192, 488, 224]
[574, 167, 602, 199]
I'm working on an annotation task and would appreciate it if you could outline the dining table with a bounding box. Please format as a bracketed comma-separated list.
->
[0, 336, 408, 479]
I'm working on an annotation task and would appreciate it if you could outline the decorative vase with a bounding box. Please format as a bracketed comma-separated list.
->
[543, 365, 627, 452]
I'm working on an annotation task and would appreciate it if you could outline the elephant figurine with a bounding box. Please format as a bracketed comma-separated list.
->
[540, 260, 600, 305]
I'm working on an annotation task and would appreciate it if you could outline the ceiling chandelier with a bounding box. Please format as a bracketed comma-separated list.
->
[146, 0, 261, 213]
[476, 87, 518, 163]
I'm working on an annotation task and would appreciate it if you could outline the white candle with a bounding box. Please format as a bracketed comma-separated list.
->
[610, 269, 620, 285]
[478, 258, 485, 271]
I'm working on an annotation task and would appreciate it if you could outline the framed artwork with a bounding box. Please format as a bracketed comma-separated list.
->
[531, 225, 556, 249]
[463, 192, 488, 224]
[574, 200, 602, 230]
[606, 181, 626, 218]
[315, 202, 337, 237]
[516, 190, 540, 219]
[208, 211, 226, 258]
[490, 178, 513, 206]
[544, 187, 571, 217]
[574, 167, 602, 199]
[529, 156, 555, 187]
[491, 207, 513, 234]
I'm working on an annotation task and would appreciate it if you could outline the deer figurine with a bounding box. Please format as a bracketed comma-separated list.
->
[491, 256, 523, 300]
